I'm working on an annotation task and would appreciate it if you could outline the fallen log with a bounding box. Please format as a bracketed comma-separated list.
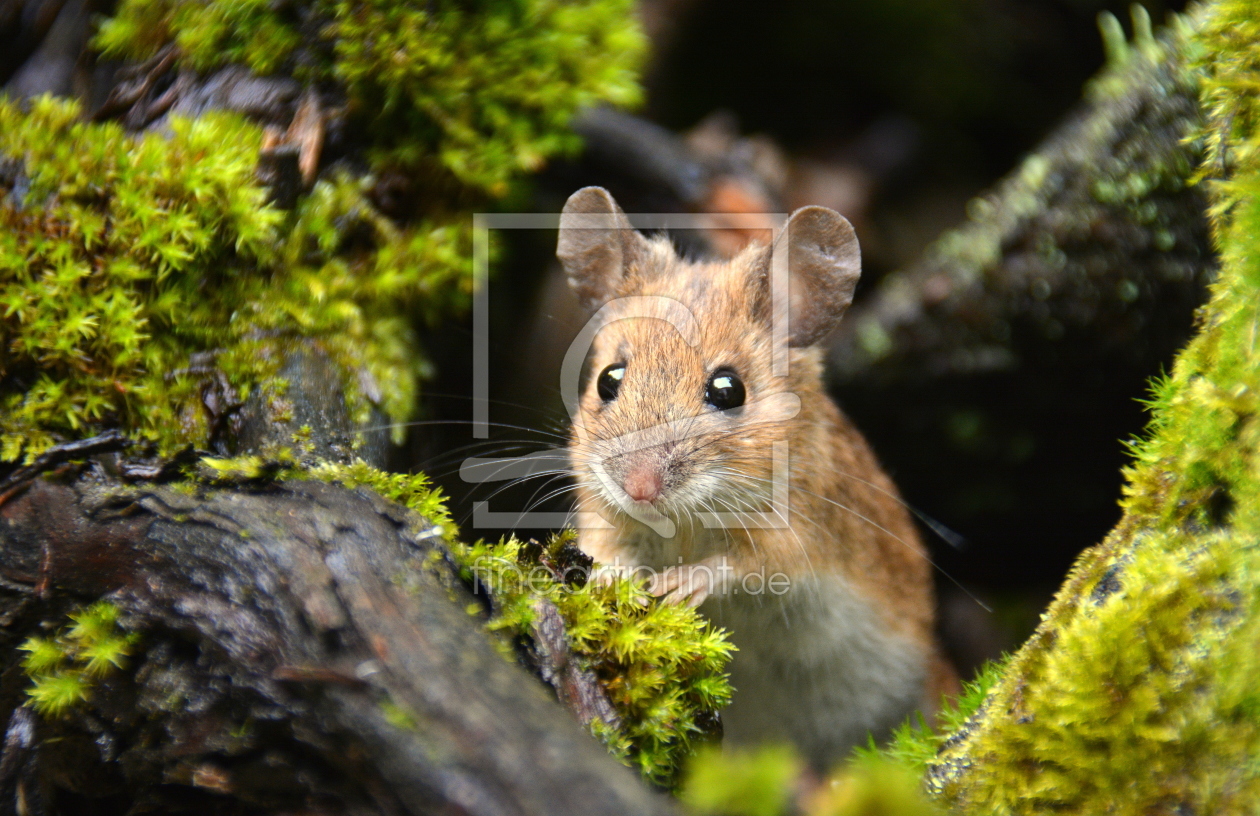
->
[0, 472, 676, 816]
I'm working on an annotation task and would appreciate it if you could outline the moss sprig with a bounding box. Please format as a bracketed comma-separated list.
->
[19, 602, 139, 717]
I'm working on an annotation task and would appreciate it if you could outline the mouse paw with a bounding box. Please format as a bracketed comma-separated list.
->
[648, 557, 731, 608]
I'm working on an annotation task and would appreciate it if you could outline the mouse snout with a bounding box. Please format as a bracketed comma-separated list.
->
[623, 464, 662, 503]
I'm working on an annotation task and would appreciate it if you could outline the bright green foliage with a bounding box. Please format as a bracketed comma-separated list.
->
[0, 98, 275, 461]
[6, 0, 645, 460]
[681, 747, 944, 816]
[448, 532, 734, 787]
[852, 659, 1004, 774]
[816, 758, 947, 816]
[305, 457, 454, 535]
[913, 2, 1260, 811]
[0, 97, 471, 462]
[194, 450, 454, 534]
[675, 658, 999, 814]
[20, 602, 139, 716]
[24, 673, 90, 717]
[1194, 0, 1260, 232]
[95, 0, 647, 195]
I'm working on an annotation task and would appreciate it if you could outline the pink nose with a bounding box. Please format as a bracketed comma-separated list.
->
[623, 466, 662, 503]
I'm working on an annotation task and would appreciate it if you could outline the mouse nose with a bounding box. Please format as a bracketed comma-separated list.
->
[623, 465, 662, 503]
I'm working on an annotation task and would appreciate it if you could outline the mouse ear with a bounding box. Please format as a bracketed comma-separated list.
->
[557, 187, 650, 310]
[773, 205, 861, 347]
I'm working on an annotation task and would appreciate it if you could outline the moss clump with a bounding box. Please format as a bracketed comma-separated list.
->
[95, 0, 647, 196]
[908, 2, 1260, 811]
[448, 532, 733, 788]
[304, 457, 454, 535]
[1194, 0, 1260, 229]
[0, 97, 471, 462]
[20, 602, 139, 717]
[0, 98, 275, 461]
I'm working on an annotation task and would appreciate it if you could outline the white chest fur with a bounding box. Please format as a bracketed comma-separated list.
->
[700, 574, 927, 770]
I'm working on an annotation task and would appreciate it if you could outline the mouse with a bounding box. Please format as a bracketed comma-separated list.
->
[556, 186, 955, 772]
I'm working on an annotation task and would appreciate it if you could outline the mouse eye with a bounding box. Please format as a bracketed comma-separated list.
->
[705, 368, 746, 411]
[597, 363, 626, 402]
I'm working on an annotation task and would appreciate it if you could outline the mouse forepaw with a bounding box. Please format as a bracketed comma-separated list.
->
[648, 556, 733, 607]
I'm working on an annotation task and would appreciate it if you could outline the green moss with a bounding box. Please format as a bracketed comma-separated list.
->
[0, 97, 471, 462]
[910, 3, 1260, 811]
[1193, 0, 1260, 233]
[680, 747, 945, 816]
[817, 758, 949, 816]
[447, 531, 733, 788]
[851, 659, 1005, 776]
[20, 601, 139, 717]
[379, 699, 419, 732]
[95, 0, 646, 196]
[200, 452, 297, 482]
[0, 99, 271, 461]
[304, 457, 454, 534]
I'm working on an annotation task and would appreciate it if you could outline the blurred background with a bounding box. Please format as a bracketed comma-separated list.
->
[415, 0, 1194, 677]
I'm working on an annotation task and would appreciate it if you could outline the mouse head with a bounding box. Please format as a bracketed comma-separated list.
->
[557, 187, 860, 529]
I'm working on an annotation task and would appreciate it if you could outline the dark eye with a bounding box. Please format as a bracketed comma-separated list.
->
[705, 368, 745, 411]
[597, 363, 626, 402]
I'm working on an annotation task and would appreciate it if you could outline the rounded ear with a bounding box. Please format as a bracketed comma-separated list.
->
[557, 187, 650, 310]
[773, 206, 861, 347]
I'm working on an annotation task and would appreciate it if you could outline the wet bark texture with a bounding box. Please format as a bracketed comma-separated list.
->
[0, 471, 673, 816]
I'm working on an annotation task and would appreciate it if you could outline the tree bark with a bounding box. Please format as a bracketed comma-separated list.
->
[829, 17, 1210, 385]
[0, 471, 675, 816]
